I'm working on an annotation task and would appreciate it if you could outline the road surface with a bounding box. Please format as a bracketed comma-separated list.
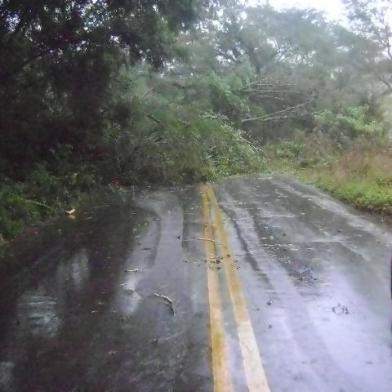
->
[0, 176, 392, 391]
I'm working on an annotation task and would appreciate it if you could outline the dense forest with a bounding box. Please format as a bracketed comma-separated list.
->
[1, 0, 392, 242]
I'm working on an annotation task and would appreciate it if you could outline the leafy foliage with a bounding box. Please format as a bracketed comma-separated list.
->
[1, 0, 392, 241]
[0, 0, 220, 177]
[0, 164, 97, 240]
[314, 105, 386, 141]
[344, 0, 392, 96]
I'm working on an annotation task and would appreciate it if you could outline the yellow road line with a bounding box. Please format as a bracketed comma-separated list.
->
[207, 186, 271, 392]
[201, 188, 233, 392]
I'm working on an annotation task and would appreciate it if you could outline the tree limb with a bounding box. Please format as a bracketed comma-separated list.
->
[241, 100, 312, 124]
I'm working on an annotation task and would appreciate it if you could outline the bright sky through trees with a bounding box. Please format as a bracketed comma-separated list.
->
[247, 0, 347, 21]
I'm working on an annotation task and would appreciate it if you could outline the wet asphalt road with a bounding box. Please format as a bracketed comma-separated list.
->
[1, 176, 392, 392]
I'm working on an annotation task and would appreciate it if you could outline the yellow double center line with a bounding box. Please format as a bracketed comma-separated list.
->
[201, 184, 270, 392]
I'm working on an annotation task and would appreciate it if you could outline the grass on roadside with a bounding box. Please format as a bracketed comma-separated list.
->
[313, 148, 392, 214]
[265, 133, 392, 215]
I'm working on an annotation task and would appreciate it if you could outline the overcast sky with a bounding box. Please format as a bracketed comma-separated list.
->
[246, 0, 347, 22]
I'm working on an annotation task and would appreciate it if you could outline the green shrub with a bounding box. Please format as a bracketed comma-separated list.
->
[0, 165, 99, 241]
[315, 105, 386, 140]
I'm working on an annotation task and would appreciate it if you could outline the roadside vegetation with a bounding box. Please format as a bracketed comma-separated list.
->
[1, 0, 392, 244]
[316, 148, 392, 215]
[266, 134, 392, 214]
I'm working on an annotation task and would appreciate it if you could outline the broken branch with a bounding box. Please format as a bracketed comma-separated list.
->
[154, 293, 175, 315]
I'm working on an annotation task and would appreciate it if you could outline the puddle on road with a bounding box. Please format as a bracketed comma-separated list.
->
[116, 290, 143, 316]
[55, 248, 90, 292]
[0, 361, 14, 391]
[16, 289, 61, 338]
[115, 272, 145, 316]
[0, 198, 151, 391]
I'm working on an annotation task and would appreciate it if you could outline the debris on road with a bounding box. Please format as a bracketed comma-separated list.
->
[183, 259, 203, 265]
[208, 256, 222, 264]
[154, 293, 175, 315]
[332, 303, 349, 315]
[183, 237, 220, 244]
[198, 237, 216, 242]
[125, 268, 142, 273]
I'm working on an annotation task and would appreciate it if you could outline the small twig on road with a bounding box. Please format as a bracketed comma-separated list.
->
[154, 293, 175, 315]
[125, 268, 142, 273]
[183, 237, 219, 243]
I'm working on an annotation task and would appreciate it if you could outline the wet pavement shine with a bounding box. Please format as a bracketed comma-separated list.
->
[0, 176, 392, 391]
